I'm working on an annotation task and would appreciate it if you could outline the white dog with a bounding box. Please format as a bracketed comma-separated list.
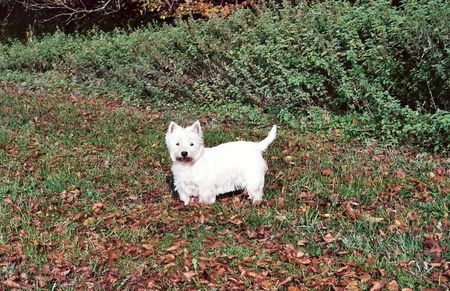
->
[165, 120, 277, 205]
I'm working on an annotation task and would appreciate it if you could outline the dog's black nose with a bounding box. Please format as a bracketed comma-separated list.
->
[181, 151, 188, 157]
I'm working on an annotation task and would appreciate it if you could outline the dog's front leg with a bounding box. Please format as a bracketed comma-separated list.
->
[198, 187, 216, 204]
[178, 190, 191, 205]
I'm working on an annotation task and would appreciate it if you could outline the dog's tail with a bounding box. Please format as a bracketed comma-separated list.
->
[258, 125, 277, 151]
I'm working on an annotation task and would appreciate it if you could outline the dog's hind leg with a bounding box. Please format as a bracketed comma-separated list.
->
[179, 191, 191, 205]
[246, 177, 264, 203]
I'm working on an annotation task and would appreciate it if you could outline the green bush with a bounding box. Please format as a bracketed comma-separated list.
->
[0, 0, 449, 152]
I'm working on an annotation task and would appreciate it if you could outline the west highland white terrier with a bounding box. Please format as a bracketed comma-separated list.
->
[165, 120, 277, 205]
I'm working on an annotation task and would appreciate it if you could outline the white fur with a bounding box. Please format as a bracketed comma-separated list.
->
[165, 121, 277, 205]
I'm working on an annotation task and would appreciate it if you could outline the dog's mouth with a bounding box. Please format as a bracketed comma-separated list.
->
[176, 157, 193, 162]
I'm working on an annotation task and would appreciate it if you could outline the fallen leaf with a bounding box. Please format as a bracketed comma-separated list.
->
[199, 214, 205, 224]
[92, 202, 104, 213]
[36, 276, 46, 288]
[162, 254, 175, 263]
[360, 273, 371, 282]
[396, 168, 406, 179]
[363, 214, 384, 223]
[278, 276, 292, 287]
[183, 271, 196, 281]
[386, 280, 399, 291]
[107, 249, 118, 261]
[2, 280, 23, 289]
[296, 240, 308, 246]
[261, 280, 273, 289]
[370, 280, 387, 291]
[164, 262, 176, 271]
[284, 155, 294, 162]
[345, 203, 361, 220]
[141, 249, 153, 257]
[128, 195, 139, 200]
[165, 245, 179, 252]
[345, 280, 360, 291]
[321, 168, 334, 176]
[323, 233, 337, 243]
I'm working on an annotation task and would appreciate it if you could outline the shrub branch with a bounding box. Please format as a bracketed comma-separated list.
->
[15, 0, 121, 23]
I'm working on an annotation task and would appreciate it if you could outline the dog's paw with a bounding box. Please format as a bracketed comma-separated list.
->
[251, 198, 262, 205]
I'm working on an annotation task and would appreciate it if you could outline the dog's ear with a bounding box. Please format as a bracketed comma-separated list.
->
[190, 120, 202, 135]
[167, 121, 181, 134]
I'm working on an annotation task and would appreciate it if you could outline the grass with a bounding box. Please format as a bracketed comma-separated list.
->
[0, 87, 449, 289]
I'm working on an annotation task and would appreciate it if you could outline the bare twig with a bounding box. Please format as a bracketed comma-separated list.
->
[2, 1, 17, 22]
[426, 81, 437, 110]
[14, 0, 121, 24]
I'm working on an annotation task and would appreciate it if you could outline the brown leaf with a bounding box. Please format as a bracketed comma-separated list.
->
[360, 273, 371, 282]
[423, 239, 442, 262]
[321, 168, 334, 176]
[92, 202, 104, 213]
[229, 215, 243, 225]
[2, 279, 23, 289]
[323, 233, 337, 243]
[164, 262, 176, 271]
[165, 245, 179, 252]
[298, 258, 311, 265]
[370, 280, 387, 291]
[141, 249, 154, 257]
[162, 254, 175, 263]
[345, 203, 361, 220]
[36, 276, 47, 288]
[388, 219, 407, 232]
[363, 214, 384, 223]
[278, 276, 292, 287]
[345, 280, 360, 291]
[310, 258, 320, 273]
[284, 155, 294, 162]
[142, 243, 154, 250]
[4, 197, 13, 205]
[261, 280, 273, 289]
[386, 280, 399, 291]
[396, 168, 406, 179]
[107, 249, 118, 262]
[183, 271, 196, 281]
[48, 251, 66, 264]
[335, 265, 349, 274]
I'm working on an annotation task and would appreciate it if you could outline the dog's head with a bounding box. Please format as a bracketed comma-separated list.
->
[165, 120, 204, 163]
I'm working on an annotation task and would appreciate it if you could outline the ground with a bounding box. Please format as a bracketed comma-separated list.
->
[0, 87, 449, 289]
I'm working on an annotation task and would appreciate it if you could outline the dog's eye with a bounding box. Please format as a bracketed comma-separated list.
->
[176, 143, 180, 146]
[190, 143, 194, 146]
